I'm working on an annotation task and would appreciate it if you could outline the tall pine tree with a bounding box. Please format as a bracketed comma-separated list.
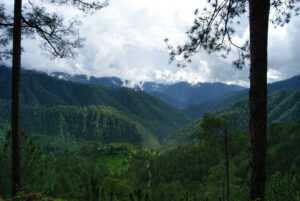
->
[166, 1, 299, 200]
[1, 0, 108, 196]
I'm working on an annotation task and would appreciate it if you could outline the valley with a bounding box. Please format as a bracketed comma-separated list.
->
[0, 66, 299, 201]
[1, 0, 300, 200]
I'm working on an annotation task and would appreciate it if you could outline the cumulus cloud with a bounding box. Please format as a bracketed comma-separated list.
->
[1, 0, 299, 86]
[268, 17, 300, 82]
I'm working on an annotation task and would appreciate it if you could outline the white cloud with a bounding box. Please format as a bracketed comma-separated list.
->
[268, 68, 282, 83]
[268, 16, 300, 81]
[1, 0, 300, 86]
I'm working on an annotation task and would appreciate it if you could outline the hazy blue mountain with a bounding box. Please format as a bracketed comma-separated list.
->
[153, 81, 245, 108]
[183, 74, 300, 119]
[268, 74, 300, 92]
[50, 72, 246, 108]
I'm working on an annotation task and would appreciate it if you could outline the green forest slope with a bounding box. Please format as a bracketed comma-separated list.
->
[183, 74, 300, 119]
[167, 88, 300, 144]
[217, 88, 300, 130]
[0, 66, 191, 147]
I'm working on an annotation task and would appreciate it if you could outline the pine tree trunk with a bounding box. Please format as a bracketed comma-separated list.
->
[224, 129, 229, 201]
[248, 0, 270, 200]
[11, 0, 22, 196]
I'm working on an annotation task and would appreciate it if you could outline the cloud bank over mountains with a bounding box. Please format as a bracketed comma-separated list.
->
[2, 0, 300, 86]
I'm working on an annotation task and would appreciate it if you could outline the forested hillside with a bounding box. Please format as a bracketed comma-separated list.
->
[20, 105, 159, 148]
[1, 66, 299, 147]
[0, 66, 190, 146]
[0, 67, 299, 201]
[167, 88, 300, 144]
[217, 88, 300, 130]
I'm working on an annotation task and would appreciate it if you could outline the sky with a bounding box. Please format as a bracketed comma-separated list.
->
[2, 0, 300, 87]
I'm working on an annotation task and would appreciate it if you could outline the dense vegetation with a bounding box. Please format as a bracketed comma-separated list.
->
[183, 75, 300, 119]
[217, 89, 300, 130]
[21, 105, 145, 146]
[170, 88, 300, 144]
[0, 67, 299, 200]
[0, 66, 190, 145]
[0, 103, 159, 149]
[0, 120, 299, 201]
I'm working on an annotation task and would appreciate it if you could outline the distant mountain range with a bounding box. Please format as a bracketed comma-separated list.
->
[1, 65, 299, 148]
[50, 72, 246, 108]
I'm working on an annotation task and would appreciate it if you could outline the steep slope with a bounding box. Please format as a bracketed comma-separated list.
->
[0, 102, 159, 147]
[24, 105, 160, 148]
[183, 74, 300, 119]
[0, 66, 190, 144]
[216, 88, 300, 130]
[167, 88, 300, 144]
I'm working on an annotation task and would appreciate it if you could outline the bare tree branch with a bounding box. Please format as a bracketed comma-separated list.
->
[0, 0, 107, 60]
[165, 0, 249, 68]
[21, 16, 61, 57]
[41, 0, 109, 13]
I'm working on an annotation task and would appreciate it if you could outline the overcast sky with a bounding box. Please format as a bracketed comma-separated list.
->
[2, 0, 300, 86]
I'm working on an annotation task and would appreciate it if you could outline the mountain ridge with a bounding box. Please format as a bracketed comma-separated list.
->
[49, 71, 246, 108]
[182, 74, 300, 119]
